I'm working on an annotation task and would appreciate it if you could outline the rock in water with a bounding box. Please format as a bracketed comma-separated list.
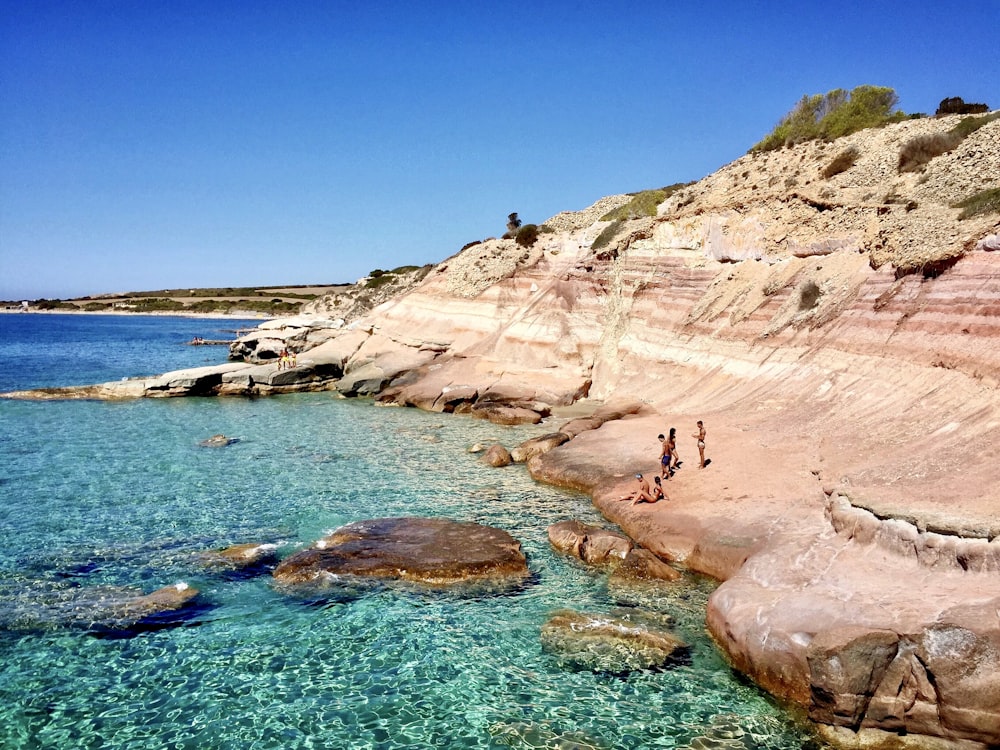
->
[0, 580, 200, 635]
[199, 433, 238, 447]
[200, 542, 278, 575]
[540, 609, 687, 674]
[481, 443, 513, 467]
[547, 520, 633, 563]
[273, 517, 530, 594]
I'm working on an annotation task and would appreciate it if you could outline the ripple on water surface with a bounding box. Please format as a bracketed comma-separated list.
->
[0, 391, 819, 749]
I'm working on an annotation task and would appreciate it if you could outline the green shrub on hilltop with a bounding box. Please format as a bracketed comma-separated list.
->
[936, 97, 990, 115]
[601, 190, 666, 221]
[599, 183, 693, 221]
[515, 224, 539, 247]
[752, 85, 908, 153]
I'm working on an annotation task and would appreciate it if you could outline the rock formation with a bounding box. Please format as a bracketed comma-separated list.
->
[0, 580, 200, 634]
[200, 542, 279, 574]
[5, 112, 1000, 747]
[272, 517, 530, 594]
[540, 609, 687, 673]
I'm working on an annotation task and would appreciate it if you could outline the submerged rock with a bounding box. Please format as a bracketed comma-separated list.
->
[0, 580, 201, 635]
[548, 520, 633, 564]
[272, 517, 530, 594]
[488, 720, 609, 750]
[540, 609, 687, 674]
[199, 433, 238, 447]
[200, 542, 278, 574]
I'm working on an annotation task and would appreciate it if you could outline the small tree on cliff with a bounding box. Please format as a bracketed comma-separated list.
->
[515, 224, 539, 247]
[752, 85, 906, 152]
[506, 213, 522, 237]
[936, 97, 989, 116]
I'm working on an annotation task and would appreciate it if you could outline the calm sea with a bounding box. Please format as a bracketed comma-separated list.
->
[0, 314, 819, 749]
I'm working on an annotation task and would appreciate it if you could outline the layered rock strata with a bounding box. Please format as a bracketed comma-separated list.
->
[5, 114, 1000, 748]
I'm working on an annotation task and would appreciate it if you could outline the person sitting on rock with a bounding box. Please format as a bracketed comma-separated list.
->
[620, 473, 655, 503]
[650, 475, 667, 502]
[635, 475, 666, 505]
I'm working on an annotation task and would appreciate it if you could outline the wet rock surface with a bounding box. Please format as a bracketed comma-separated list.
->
[547, 520, 633, 564]
[200, 542, 279, 575]
[272, 517, 530, 593]
[540, 609, 687, 674]
[480, 443, 513, 467]
[199, 433, 239, 447]
[0, 580, 201, 635]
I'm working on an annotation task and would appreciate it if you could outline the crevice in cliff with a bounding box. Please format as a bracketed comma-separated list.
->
[826, 493, 1000, 571]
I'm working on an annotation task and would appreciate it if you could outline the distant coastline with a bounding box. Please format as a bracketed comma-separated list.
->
[0, 307, 274, 321]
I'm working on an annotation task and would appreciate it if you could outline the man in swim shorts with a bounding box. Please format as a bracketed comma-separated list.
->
[693, 420, 706, 468]
[658, 434, 671, 479]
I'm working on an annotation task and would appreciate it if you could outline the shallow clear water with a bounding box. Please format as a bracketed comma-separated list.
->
[0, 315, 819, 749]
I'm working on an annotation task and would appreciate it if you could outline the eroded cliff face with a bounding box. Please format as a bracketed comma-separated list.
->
[9, 114, 999, 748]
[314, 113, 1000, 749]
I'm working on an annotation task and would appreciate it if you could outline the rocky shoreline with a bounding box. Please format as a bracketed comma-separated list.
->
[5, 113, 999, 749]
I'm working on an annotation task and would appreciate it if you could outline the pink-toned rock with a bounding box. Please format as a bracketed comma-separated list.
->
[510, 432, 570, 463]
[470, 403, 543, 425]
[547, 520, 592, 557]
[547, 520, 633, 564]
[580, 529, 633, 564]
[609, 548, 682, 584]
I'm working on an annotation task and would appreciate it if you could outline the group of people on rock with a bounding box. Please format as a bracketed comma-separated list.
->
[621, 420, 706, 506]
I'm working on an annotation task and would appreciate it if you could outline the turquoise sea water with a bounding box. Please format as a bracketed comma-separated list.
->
[0, 314, 820, 749]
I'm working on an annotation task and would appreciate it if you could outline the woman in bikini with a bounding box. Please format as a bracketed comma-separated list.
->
[667, 428, 680, 474]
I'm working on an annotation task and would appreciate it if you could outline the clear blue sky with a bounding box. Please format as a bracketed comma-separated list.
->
[2, 0, 998, 300]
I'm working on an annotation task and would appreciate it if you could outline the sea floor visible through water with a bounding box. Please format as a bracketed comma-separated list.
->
[0, 314, 822, 749]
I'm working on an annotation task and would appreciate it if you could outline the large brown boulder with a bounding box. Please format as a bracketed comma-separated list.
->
[470, 403, 543, 425]
[609, 548, 682, 584]
[273, 517, 530, 593]
[510, 432, 570, 463]
[540, 609, 687, 673]
[481, 444, 513, 467]
[547, 520, 633, 564]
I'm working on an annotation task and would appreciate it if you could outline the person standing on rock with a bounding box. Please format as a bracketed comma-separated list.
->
[667, 428, 680, 474]
[658, 434, 672, 479]
[693, 420, 706, 468]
